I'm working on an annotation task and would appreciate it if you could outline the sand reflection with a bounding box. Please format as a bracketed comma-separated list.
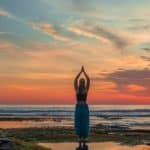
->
[0, 119, 73, 129]
[38, 142, 150, 150]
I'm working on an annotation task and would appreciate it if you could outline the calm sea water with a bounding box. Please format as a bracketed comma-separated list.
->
[0, 105, 150, 129]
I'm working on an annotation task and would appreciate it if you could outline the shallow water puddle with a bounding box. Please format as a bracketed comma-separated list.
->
[38, 142, 150, 150]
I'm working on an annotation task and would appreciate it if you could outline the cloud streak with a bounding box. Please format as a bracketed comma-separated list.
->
[142, 48, 150, 52]
[68, 21, 130, 49]
[126, 84, 146, 92]
[140, 56, 150, 62]
[32, 22, 71, 42]
[0, 8, 11, 17]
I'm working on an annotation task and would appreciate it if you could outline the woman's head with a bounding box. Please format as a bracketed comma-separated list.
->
[79, 78, 85, 88]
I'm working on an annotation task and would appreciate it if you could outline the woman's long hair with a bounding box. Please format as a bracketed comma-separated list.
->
[79, 78, 85, 92]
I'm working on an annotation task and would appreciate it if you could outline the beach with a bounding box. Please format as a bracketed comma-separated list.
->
[0, 105, 150, 149]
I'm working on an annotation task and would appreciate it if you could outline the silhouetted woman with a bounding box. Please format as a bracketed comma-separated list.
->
[74, 66, 90, 147]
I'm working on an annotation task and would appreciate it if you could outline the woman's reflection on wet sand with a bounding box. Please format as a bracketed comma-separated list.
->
[76, 144, 88, 150]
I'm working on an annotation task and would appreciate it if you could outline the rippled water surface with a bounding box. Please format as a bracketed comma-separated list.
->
[0, 105, 149, 129]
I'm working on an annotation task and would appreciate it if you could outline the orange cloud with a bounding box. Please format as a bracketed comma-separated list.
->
[0, 40, 13, 49]
[127, 84, 147, 92]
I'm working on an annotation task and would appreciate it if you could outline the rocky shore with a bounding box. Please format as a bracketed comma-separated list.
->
[0, 126, 150, 146]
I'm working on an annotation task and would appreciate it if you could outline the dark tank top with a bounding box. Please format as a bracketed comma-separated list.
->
[76, 90, 87, 102]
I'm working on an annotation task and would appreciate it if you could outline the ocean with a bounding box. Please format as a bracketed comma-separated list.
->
[0, 105, 150, 129]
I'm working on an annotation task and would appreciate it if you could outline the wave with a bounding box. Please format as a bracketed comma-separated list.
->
[0, 106, 150, 117]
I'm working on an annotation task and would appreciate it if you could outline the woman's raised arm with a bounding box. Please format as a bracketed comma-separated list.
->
[74, 69, 82, 91]
[83, 67, 90, 91]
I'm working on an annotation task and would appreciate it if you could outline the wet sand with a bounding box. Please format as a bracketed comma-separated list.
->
[38, 142, 150, 150]
[0, 119, 73, 129]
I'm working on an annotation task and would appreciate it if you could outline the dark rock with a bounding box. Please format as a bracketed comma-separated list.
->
[0, 138, 16, 150]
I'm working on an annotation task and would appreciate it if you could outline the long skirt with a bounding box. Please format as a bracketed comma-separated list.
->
[75, 103, 89, 138]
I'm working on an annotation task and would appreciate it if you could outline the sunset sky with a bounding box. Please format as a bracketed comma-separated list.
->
[0, 0, 150, 104]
